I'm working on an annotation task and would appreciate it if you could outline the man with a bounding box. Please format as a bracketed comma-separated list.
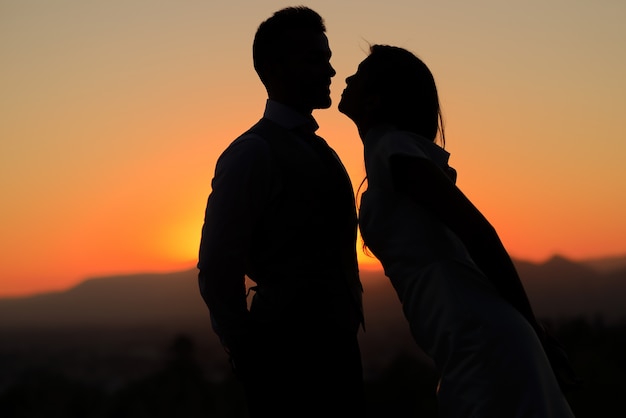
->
[197, 7, 365, 417]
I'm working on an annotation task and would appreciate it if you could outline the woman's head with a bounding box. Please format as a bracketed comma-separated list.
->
[339, 44, 444, 144]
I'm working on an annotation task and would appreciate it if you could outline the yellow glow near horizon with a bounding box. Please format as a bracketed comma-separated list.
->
[2, 1, 626, 297]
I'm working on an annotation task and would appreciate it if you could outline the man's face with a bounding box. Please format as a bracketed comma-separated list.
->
[277, 30, 336, 113]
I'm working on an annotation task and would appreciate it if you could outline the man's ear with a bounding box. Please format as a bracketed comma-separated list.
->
[262, 61, 283, 93]
[266, 60, 281, 77]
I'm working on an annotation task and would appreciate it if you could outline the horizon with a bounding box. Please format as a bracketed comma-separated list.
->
[2, 251, 626, 299]
[3, 255, 626, 335]
[2, 1, 626, 297]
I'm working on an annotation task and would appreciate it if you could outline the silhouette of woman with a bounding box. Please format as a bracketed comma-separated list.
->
[339, 44, 576, 417]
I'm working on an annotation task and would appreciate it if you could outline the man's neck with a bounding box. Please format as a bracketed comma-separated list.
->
[267, 96, 313, 117]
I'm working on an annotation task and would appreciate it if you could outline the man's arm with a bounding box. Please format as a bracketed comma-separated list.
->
[198, 135, 271, 351]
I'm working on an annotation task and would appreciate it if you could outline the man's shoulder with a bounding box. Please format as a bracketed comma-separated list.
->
[243, 117, 292, 140]
[226, 118, 294, 152]
[230, 130, 267, 148]
[227, 119, 277, 150]
[216, 129, 271, 167]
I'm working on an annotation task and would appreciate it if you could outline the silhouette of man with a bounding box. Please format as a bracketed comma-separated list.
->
[197, 6, 365, 417]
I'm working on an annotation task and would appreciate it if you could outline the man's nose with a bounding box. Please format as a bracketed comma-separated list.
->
[329, 63, 337, 78]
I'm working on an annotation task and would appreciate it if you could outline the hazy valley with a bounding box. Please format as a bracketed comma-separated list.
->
[2, 254, 625, 329]
[1, 254, 625, 417]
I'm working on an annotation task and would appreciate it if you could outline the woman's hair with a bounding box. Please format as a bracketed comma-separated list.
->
[366, 44, 445, 146]
[356, 45, 446, 257]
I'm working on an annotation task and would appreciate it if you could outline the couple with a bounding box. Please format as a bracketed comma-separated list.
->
[198, 6, 576, 418]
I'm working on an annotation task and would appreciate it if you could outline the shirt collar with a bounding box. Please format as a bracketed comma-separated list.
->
[263, 99, 319, 132]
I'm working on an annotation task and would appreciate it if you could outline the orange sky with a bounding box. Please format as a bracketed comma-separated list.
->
[1, 1, 626, 297]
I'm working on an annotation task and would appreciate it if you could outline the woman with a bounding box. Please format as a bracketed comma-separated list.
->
[339, 44, 576, 417]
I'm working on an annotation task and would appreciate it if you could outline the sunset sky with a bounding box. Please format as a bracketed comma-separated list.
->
[2, 1, 625, 297]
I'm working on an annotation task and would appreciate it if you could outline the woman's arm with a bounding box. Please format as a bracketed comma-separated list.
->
[389, 154, 538, 324]
[390, 153, 581, 393]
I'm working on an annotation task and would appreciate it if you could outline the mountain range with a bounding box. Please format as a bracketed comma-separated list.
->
[1, 254, 625, 330]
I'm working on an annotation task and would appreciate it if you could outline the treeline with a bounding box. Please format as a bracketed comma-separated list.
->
[1, 317, 624, 418]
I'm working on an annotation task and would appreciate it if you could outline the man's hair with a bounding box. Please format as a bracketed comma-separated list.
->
[367, 44, 445, 145]
[253, 6, 326, 84]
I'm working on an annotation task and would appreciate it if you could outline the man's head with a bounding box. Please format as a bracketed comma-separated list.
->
[253, 7, 336, 114]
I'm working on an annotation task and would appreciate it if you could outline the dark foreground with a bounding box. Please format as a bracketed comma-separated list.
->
[0, 316, 624, 418]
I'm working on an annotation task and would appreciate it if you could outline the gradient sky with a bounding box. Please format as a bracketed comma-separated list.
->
[2, 0, 625, 297]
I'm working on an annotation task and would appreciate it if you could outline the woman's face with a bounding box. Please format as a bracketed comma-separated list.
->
[338, 56, 375, 123]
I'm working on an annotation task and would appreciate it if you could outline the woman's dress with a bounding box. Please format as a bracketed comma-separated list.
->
[359, 126, 574, 417]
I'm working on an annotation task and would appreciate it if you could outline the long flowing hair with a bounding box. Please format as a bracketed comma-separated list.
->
[356, 45, 446, 258]
[366, 44, 445, 147]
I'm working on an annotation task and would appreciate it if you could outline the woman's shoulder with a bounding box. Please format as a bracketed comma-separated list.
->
[372, 128, 452, 173]
[374, 128, 437, 159]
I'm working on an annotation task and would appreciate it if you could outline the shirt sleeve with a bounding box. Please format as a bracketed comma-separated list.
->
[197, 133, 272, 347]
[366, 131, 434, 191]
[379, 131, 457, 186]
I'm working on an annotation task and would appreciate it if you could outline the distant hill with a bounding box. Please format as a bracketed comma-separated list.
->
[0, 269, 208, 329]
[0, 255, 625, 331]
[517, 255, 626, 321]
[578, 253, 626, 274]
[360, 255, 626, 325]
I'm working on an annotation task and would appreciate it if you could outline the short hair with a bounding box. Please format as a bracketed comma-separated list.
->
[252, 6, 327, 85]
[367, 44, 445, 144]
